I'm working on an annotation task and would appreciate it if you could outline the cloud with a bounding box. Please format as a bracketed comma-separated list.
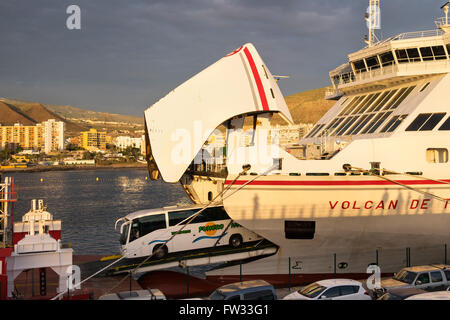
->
[0, 0, 444, 116]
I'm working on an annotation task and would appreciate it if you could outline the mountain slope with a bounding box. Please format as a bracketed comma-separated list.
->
[0, 101, 36, 126]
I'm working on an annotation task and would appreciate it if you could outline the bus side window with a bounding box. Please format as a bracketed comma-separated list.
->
[168, 210, 198, 226]
[201, 207, 230, 222]
[133, 214, 167, 240]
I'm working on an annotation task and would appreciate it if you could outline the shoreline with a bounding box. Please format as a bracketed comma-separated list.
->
[0, 163, 147, 173]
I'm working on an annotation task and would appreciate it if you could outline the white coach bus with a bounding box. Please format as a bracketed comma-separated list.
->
[115, 205, 262, 259]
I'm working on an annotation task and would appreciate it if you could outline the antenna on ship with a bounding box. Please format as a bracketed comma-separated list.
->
[364, 0, 381, 47]
[436, 1, 450, 33]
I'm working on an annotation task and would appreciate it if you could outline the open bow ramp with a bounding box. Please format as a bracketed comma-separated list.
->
[144, 43, 293, 183]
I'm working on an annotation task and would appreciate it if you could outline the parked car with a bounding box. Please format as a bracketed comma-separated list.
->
[405, 291, 450, 300]
[207, 280, 276, 300]
[98, 289, 166, 300]
[282, 279, 371, 300]
[374, 265, 450, 297]
[376, 288, 427, 300]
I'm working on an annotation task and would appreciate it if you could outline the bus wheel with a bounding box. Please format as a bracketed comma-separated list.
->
[153, 244, 168, 259]
[229, 234, 243, 248]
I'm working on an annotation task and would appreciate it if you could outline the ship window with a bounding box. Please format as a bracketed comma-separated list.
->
[432, 46, 447, 60]
[332, 117, 354, 136]
[347, 114, 371, 135]
[438, 116, 450, 131]
[420, 82, 430, 92]
[395, 49, 409, 63]
[361, 112, 385, 134]
[337, 96, 360, 116]
[426, 148, 448, 163]
[382, 88, 407, 110]
[419, 113, 446, 131]
[337, 116, 359, 136]
[352, 93, 379, 114]
[420, 47, 434, 61]
[405, 113, 432, 131]
[323, 118, 345, 136]
[285, 221, 315, 239]
[372, 90, 397, 112]
[407, 48, 421, 62]
[388, 86, 415, 110]
[365, 55, 380, 70]
[379, 51, 395, 66]
[381, 114, 408, 133]
[342, 95, 366, 116]
[305, 124, 322, 138]
[353, 60, 366, 73]
[367, 111, 393, 134]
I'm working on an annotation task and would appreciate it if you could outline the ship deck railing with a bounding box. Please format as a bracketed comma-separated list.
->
[335, 59, 450, 88]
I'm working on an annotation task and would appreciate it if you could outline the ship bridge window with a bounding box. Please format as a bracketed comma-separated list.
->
[405, 113, 446, 131]
[426, 148, 448, 163]
[395, 48, 420, 63]
[365, 55, 380, 70]
[353, 60, 367, 73]
[420, 46, 447, 61]
[379, 51, 395, 67]
[380, 114, 409, 133]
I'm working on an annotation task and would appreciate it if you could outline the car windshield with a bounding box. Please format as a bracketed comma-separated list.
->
[298, 283, 326, 298]
[394, 270, 417, 284]
[209, 290, 226, 300]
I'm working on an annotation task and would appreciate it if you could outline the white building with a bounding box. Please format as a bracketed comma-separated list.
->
[43, 119, 65, 153]
[115, 136, 143, 150]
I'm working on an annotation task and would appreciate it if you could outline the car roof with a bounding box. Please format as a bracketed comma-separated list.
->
[401, 265, 450, 273]
[406, 291, 450, 300]
[216, 280, 273, 294]
[315, 279, 362, 287]
[386, 287, 428, 296]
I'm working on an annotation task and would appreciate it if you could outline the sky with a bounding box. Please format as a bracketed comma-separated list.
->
[0, 0, 445, 117]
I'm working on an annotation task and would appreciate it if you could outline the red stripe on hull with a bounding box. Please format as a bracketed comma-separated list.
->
[243, 47, 269, 111]
[225, 179, 450, 186]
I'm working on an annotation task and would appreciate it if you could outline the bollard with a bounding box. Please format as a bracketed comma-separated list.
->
[376, 249, 379, 266]
[333, 253, 337, 279]
[186, 266, 190, 297]
[445, 244, 448, 265]
[240, 261, 242, 283]
[288, 257, 291, 291]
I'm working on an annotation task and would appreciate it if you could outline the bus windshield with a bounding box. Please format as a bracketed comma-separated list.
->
[119, 222, 130, 245]
[129, 214, 166, 243]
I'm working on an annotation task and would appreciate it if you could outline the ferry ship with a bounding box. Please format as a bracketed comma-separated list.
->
[140, 1, 450, 290]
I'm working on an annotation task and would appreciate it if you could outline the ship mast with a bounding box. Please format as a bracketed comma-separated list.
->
[364, 0, 381, 47]
[437, 1, 450, 33]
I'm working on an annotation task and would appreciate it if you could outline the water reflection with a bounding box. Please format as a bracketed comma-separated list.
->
[5, 169, 190, 254]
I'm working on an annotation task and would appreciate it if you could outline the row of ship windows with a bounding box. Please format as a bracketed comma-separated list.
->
[351, 44, 450, 74]
[305, 85, 419, 138]
[306, 111, 450, 140]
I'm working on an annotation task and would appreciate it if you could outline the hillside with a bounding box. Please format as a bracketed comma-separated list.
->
[0, 101, 36, 126]
[273, 87, 336, 125]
